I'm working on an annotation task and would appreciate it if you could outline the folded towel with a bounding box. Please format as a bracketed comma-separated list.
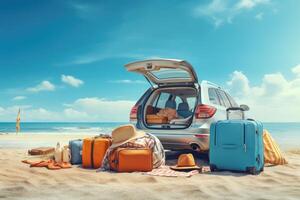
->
[142, 166, 200, 177]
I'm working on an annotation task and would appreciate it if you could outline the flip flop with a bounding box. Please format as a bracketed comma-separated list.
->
[58, 162, 72, 169]
[22, 160, 51, 167]
[47, 162, 61, 170]
[32, 160, 53, 168]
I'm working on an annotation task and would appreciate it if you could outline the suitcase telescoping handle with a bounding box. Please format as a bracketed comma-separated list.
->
[226, 107, 245, 120]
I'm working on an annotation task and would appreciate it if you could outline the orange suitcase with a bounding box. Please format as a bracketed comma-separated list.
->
[82, 137, 111, 168]
[109, 148, 153, 172]
[146, 114, 168, 124]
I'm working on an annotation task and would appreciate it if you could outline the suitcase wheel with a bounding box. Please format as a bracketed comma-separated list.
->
[247, 167, 258, 175]
[210, 164, 218, 172]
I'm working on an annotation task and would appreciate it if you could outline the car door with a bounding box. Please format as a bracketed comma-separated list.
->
[215, 89, 230, 120]
[207, 88, 226, 122]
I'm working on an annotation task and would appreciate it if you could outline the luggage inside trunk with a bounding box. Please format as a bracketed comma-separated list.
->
[143, 87, 198, 129]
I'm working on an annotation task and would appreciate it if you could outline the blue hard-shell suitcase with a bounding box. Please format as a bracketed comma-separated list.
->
[209, 107, 264, 175]
[69, 139, 83, 165]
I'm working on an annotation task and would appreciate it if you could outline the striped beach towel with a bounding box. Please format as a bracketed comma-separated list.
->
[143, 166, 201, 177]
[263, 130, 287, 165]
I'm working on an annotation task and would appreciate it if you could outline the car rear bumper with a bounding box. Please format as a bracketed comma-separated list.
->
[139, 128, 210, 151]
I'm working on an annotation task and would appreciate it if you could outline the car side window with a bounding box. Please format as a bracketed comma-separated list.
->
[218, 90, 231, 108]
[215, 89, 225, 106]
[208, 88, 221, 105]
[226, 93, 238, 107]
[186, 97, 196, 110]
[155, 92, 170, 109]
[175, 96, 183, 109]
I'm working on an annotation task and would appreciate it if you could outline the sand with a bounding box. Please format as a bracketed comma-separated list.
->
[0, 134, 300, 200]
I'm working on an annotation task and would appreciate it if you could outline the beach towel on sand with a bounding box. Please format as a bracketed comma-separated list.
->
[143, 166, 198, 177]
[263, 130, 287, 165]
[143, 166, 210, 177]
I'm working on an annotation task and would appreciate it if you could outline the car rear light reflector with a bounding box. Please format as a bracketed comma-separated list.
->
[194, 134, 209, 138]
[195, 104, 216, 119]
[130, 105, 138, 120]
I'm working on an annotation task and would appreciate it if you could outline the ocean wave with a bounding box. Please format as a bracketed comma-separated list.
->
[52, 126, 102, 132]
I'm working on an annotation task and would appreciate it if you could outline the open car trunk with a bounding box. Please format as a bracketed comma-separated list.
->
[143, 87, 198, 129]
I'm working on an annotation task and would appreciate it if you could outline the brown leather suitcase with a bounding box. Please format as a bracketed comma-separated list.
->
[82, 137, 111, 168]
[146, 114, 168, 124]
[28, 147, 55, 155]
[109, 148, 153, 172]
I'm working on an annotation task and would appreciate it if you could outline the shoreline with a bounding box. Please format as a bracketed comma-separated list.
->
[1, 132, 298, 152]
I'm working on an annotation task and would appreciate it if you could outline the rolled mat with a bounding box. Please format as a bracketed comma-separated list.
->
[263, 130, 288, 165]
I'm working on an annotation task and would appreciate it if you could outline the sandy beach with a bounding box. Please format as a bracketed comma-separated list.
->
[0, 134, 299, 200]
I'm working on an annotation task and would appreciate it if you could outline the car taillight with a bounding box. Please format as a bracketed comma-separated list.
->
[130, 105, 138, 120]
[194, 134, 209, 138]
[194, 104, 216, 119]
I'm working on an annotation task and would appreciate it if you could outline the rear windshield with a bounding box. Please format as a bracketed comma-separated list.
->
[151, 68, 191, 80]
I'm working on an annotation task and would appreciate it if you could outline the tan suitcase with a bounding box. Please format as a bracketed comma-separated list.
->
[28, 147, 55, 155]
[146, 114, 168, 124]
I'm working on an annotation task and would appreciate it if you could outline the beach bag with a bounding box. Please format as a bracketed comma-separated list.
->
[69, 139, 83, 165]
[62, 146, 71, 163]
[109, 148, 153, 172]
[82, 136, 112, 169]
[263, 130, 287, 165]
[146, 114, 168, 124]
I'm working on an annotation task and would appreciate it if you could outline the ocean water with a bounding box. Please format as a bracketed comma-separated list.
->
[0, 122, 299, 150]
[0, 122, 125, 135]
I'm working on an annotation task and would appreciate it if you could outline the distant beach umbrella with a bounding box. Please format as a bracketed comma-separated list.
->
[16, 108, 21, 134]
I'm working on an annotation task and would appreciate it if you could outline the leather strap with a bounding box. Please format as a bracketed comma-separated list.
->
[91, 139, 94, 168]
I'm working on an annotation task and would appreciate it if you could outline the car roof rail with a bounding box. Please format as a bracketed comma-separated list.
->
[201, 80, 222, 89]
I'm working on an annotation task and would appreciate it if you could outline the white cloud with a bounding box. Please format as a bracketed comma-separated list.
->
[227, 66, 300, 122]
[61, 75, 84, 87]
[70, 53, 146, 65]
[193, 0, 271, 27]
[0, 105, 32, 119]
[27, 81, 55, 92]
[0, 97, 136, 122]
[66, 97, 135, 122]
[235, 0, 270, 10]
[12, 96, 27, 101]
[227, 71, 250, 96]
[255, 12, 264, 20]
[69, 2, 102, 20]
[109, 79, 146, 84]
[292, 64, 300, 76]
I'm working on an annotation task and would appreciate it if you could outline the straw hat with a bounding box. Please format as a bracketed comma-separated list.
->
[110, 124, 146, 148]
[170, 153, 202, 171]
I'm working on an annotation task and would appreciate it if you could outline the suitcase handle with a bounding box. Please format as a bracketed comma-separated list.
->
[221, 144, 238, 149]
[226, 107, 245, 112]
[226, 107, 245, 120]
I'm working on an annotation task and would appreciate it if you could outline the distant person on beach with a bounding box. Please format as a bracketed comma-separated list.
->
[16, 108, 21, 134]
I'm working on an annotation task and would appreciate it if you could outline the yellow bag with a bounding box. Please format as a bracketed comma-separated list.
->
[263, 130, 287, 165]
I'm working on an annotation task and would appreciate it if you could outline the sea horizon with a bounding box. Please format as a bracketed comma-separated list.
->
[1, 122, 299, 150]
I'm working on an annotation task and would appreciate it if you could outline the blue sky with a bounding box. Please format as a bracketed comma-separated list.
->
[0, 0, 300, 122]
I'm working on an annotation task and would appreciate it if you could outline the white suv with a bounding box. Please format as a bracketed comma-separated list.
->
[125, 59, 241, 152]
